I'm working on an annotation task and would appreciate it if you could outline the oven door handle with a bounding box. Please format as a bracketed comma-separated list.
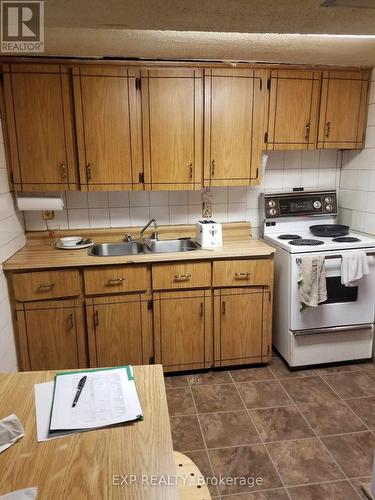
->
[292, 324, 373, 336]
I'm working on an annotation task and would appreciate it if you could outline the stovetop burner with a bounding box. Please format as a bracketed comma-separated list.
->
[278, 234, 302, 240]
[332, 236, 361, 243]
[289, 238, 324, 246]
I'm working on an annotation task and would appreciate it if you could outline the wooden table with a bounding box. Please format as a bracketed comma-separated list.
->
[0, 365, 179, 499]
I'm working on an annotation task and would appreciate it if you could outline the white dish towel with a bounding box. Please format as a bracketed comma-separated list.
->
[297, 255, 327, 310]
[341, 250, 369, 287]
[0, 414, 24, 453]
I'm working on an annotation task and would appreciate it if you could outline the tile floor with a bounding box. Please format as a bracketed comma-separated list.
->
[164, 353, 375, 499]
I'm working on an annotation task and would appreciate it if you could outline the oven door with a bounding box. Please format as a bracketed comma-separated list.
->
[290, 251, 375, 331]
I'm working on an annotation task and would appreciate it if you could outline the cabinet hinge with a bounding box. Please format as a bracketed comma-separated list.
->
[10, 171, 14, 185]
[264, 132, 268, 143]
[259, 78, 262, 91]
[149, 356, 155, 364]
[147, 299, 153, 311]
[256, 167, 259, 179]
[139, 172, 144, 183]
[135, 77, 142, 90]
[0, 73, 3, 85]
[267, 345, 270, 355]
[267, 78, 271, 90]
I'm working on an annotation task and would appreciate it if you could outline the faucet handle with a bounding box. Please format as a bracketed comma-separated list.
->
[124, 233, 133, 242]
[150, 231, 159, 241]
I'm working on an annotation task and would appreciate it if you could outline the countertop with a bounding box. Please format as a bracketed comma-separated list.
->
[0, 365, 178, 500]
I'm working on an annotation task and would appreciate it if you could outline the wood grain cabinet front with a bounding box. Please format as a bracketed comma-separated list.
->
[153, 290, 212, 372]
[16, 299, 87, 371]
[12, 269, 81, 302]
[85, 294, 153, 367]
[2, 64, 77, 191]
[84, 265, 150, 295]
[152, 261, 211, 290]
[212, 258, 274, 288]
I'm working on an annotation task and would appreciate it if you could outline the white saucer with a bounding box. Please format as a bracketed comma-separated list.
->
[56, 240, 93, 250]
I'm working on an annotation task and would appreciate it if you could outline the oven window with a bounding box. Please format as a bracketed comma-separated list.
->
[322, 276, 358, 304]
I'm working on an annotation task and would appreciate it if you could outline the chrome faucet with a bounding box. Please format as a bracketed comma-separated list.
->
[140, 218, 158, 242]
[123, 233, 133, 242]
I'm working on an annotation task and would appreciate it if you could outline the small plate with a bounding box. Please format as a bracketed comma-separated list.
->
[56, 239, 93, 250]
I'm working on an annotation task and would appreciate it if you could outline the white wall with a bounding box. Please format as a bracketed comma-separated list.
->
[23, 149, 340, 238]
[339, 68, 375, 236]
[0, 121, 25, 372]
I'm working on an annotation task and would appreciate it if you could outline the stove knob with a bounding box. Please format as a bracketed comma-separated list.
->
[326, 204, 333, 212]
[269, 208, 277, 216]
[313, 200, 322, 209]
[325, 197, 332, 203]
[268, 200, 276, 208]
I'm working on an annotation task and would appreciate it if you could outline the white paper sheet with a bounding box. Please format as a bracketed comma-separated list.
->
[49, 367, 142, 431]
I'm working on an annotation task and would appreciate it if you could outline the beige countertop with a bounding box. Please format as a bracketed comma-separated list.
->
[3, 223, 275, 271]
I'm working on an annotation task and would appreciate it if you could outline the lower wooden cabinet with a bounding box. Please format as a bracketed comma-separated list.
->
[213, 287, 272, 367]
[85, 294, 153, 367]
[153, 290, 212, 372]
[16, 299, 87, 371]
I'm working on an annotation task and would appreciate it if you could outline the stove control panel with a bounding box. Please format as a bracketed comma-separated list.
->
[264, 191, 337, 218]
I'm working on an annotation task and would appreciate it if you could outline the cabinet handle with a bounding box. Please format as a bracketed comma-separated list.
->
[211, 160, 215, 177]
[200, 302, 204, 316]
[222, 300, 226, 314]
[68, 313, 74, 329]
[174, 274, 191, 281]
[325, 121, 331, 138]
[94, 310, 99, 326]
[305, 123, 310, 140]
[189, 163, 193, 180]
[107, 278, 125, 285]
[234, 272, 250, 279]
[60, 163, 67, 179]
[38, 283, 55, 290]
[86, 163, 92, 181]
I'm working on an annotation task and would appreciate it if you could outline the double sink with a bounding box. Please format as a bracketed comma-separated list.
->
[89, 239, 200, 257]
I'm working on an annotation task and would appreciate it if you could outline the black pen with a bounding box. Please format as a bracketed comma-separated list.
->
[72, 376, 87, 407]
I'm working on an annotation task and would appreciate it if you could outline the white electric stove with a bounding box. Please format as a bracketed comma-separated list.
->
[261, 189, 375, 367]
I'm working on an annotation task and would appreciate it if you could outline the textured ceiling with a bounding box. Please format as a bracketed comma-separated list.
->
[28, 1, 375, 66]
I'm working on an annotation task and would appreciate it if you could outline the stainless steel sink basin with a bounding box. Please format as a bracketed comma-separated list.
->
[146, 239, 200, 253]
[88, 242, 144, 256]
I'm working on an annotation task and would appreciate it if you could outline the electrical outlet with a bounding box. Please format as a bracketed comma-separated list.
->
[202, 202, 212, 218]
[42, 210, 55, 220]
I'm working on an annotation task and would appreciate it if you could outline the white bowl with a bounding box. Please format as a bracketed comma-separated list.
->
[59, 236, 83, 247]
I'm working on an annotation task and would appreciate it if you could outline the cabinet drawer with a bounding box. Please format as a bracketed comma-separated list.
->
[152, 262, 211, 290]
[84, 265, 149, 295]
[12, 269, 81, 302]
[213, 259, 273, 287]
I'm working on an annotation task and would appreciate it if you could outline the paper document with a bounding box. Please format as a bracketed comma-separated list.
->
[49, 366, 142, 432]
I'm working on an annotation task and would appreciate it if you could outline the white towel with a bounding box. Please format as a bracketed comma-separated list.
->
[341, 250, 369, 287]
[0, 488, 37, 500]
[298, 255, 327, 310]
[0, 414, 24, 453]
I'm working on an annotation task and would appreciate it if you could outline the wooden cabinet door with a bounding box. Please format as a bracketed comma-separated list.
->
[268, 70, 321, 150]
[86, 294, 152, 367]
[2, 64, 76, 191]
[318, 70, 370, 149]
[141, 68, 203, 190]
[214, 288, 269, 367]
[204, 68, 269, 187]
[73, 66, 143, 191]
[16, 300, 86, 371]
[154, 290, 212, 371]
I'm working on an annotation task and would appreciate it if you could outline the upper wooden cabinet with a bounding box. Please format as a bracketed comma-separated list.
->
[141, 68, 203, 190]
[72, 66, 143, 191]
[317, 70, 369, 149]
[204, 68, 269, 187]
[2, 64, 77, 191]
[268, 69, 321, 150]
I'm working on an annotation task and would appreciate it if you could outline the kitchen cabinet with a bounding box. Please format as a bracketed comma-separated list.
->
[317, 70, 369, 149]
[153, 290, 212, 371]
[15, 299, 87, 371]
[86, 294, 153, 367]
[141, 68, 203, 190]
[213, 287, 272, 366]
[2, 64, 77, 191]
[267, 69, 321, 150]
[72, 66, 143, 191]
[204, 68, 269, 186]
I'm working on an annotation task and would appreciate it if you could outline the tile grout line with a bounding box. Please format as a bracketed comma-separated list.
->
[227, 369, 293, 500]
[187, 382, 221, 498]
[274, 375, 364, 499]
